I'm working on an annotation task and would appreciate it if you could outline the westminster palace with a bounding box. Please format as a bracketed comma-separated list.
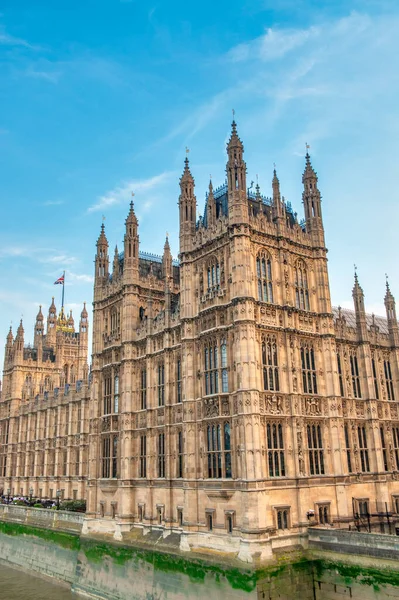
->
[1, 120, 399, 562]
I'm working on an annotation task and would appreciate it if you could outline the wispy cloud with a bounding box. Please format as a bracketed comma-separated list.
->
[0, 245, 78, 267]
[40, 254, 78, 266]
[226, 26, 319, 63]
[87, 172, 174, 213]
[0, 29, 32, 49]
[0, 24, 38, 50]
[67, 271, 94, 284]
[25, 68, 61, 83]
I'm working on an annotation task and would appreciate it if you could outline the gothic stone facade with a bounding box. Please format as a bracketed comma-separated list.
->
[2, 121, 399, 562]
[0, 301, 89, 500]
[84, 121, 399, 560]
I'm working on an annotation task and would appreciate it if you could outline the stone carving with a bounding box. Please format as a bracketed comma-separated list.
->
[266, 394, 283, 414]
[204, 398, 219, 418]
[355, 401, 364, 418]
[306, 397, 321, 416]
[222, 398, 230, 416]
[102, 417, 110, 432]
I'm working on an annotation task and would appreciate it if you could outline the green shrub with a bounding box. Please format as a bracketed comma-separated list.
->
[59, 500, 86, 513]
[33, 503, 42, 508]
[12, 500, 26, 506]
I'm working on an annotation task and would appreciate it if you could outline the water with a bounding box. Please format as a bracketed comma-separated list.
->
[0, 562, 77, 599]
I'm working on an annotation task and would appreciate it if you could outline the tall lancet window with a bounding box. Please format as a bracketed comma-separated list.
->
[262, 336, 279, 391]
[256, 252, 273, 303]
[294, 261, 310, 311]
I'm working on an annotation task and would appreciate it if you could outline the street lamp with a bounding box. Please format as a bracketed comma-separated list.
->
[6, 488, 11, 504]
[56, 489, 61, 511]
[29, 487, 34, 504]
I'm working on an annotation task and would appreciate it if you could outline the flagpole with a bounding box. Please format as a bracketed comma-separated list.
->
[61, 271, 65, 310]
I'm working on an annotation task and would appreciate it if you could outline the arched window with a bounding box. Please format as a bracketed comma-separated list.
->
[294, 261, 310, 310]
[206, 259, 220, 291]
[114, 375, 119, 413]
[384, 359, 395, 401]
[301, 345, 317, 394]
[206, 422, 232, 478]
[256, 253, 273, 303]
[262, 337, 279, 391]
[267, 423, 285, 477]
[204, 338, 228, 395]
[350, 352, 361, 398]
[307, 424, 324, 475]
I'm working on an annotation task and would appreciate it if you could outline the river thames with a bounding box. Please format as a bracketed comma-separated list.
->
[0, 563, 76, 599]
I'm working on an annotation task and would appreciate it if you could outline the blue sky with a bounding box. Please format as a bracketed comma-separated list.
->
[1, 0, 399, 366]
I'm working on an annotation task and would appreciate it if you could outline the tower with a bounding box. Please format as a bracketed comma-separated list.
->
[226, 119, 248, 224]
[113, 245, 120, 280]
[123, 201, 139, 284]
[384, 278, 399, 346]
[352, 271, 368, 342]
[33, 306, 44, 347]
[302, 151, 324, 246]
[4, 327, 13, 367]
[95, 223, 109, 284]
[46, 297, 57, 347]
[272, 168, 283, 224]
[79, 303, 89, 381]
[207, 179, 216, 228]
[13, 320, 24, 363]
[179, 156, 196, 254]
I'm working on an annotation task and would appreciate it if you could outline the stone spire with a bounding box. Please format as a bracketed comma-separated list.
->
[67, 310, 75, 330]
[302, 149, 323, 235]
[5, 326, 13, 367]
[124, 198, 139, 283]
[179, 154, 196, 253]
[272, 167, 283, 221]
[226, 118, 248, 224]
[113, 245, 119, 278]
[207, 178, 216, 228]
[384, 276, 399, 346]
[14, 319, 24, 356]
[352, 269, 368, 341]
[95, 222, 109, 281]
[34, 305, 44, 347]
[162, 233, 172, 282]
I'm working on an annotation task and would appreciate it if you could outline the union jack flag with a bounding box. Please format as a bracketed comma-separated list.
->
[54, 275, 64, 285]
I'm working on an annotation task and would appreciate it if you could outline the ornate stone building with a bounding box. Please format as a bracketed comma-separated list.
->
[0, 301, 89, 500]
[84, 121, 399, 560]
[1, 120, 399, 562]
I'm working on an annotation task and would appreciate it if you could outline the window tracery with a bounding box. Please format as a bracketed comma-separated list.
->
[256, 252, 273, 303]
[294, 260, 310, 311]
[262, 336, 279, 391]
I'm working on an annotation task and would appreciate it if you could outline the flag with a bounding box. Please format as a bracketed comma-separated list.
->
[54, 275, 64, 285]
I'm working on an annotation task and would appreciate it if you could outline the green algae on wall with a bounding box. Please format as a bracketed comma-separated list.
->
[313, 559, 399, 593]
[81, 538, 259, 593]
[0, 520, 80, 551]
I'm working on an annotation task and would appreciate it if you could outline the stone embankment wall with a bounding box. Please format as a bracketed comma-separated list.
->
[309, 527, 399, 600]
[0, 503, 84, 533]
[2, 509, 399, 600]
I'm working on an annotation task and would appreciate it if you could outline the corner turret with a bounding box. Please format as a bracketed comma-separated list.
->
[302, 150, 324, 243]
[226, 119, 248, 224]
[33, 305, 44, 347]
[179, 156, 196, 253]
[385, 277, 399, 346]
[352, 270, 368, 341]
[95, 223, 109, 283]
[123, 200, 139, 283]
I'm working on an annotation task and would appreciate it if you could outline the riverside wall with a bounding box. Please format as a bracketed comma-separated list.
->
[2, 508, 399, 599]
